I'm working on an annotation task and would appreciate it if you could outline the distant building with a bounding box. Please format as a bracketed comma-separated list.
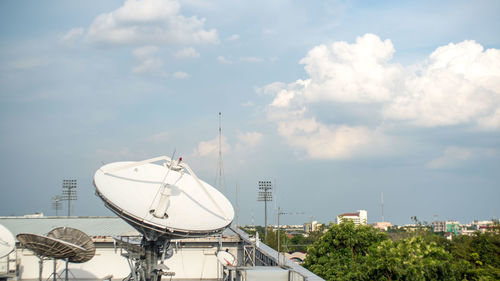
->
[303, 223, 311, 233]
[336, 210, 367, 225]
[372, 221, 392, 231]
[471, 220, 495, 233]
[303, 221, 324, 233]
[431, 220, 461, 234]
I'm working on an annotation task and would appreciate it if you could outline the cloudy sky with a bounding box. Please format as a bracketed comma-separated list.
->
[1, 0, 499, 226]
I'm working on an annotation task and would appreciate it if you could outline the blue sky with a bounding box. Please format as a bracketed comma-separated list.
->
[1, 0, 499, 226]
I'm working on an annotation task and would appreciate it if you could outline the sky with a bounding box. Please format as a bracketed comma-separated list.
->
[0, 0, 499, 226]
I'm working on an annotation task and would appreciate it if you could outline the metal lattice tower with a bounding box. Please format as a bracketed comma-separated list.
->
[257, 180, 273, 241]
[61, 180, 77, 217]
[51, 195, 62, 216]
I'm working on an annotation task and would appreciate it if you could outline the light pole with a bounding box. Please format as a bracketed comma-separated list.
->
[61, 180, 77, 217]
[258, 181, 273, 241]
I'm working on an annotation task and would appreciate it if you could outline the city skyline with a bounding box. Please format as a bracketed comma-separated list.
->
[0, 0, 499, 226]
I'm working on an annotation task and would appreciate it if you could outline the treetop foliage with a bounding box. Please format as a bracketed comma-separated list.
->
[304, 221, 500, 281]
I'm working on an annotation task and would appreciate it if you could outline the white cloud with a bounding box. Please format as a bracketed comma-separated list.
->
[226, 34, 239, 41]
[264, 34, 500, 159]
[133, 59, 164, 74]
[174, 47, 200, 59]
[240, 57, 264, 63]
[86, 0, 218, 46]
[218, 55, 266, 64]
[236, 131, 263, 147]
[383, 40, 500, 128]
[173, 71, 190, 79]
[193, 135, 230, 157]
[478, 108, 500, 130]
[273, 114, 390, 159]
[192, 132, 263, 159]
[132, 45, 166, 74]
[217, 55, 233, 64]
[427, 146, 473, 169]
[60, 27, 84, 45]
[276, 33, 403, 104]
[133, 45, 159, 58]
[146, 132, 170, 143]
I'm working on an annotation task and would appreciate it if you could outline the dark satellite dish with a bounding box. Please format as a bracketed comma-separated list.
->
[0, 224, 15, 258]
[47, 227, 95, 263]
[16, 233, 85, 259]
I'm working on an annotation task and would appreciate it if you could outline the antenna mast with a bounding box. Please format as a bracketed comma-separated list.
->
[218, 112, 223, 192]
[381, 192, 384, 222]
[235, 183, 239, 227]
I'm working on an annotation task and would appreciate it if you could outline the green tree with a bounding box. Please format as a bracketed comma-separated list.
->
[263, 227, 289, 252]
[361, 236, 473, 280]
[304, 221, 387, 280]
[286, 230, 324, 252]
[450, 232, 500, 280]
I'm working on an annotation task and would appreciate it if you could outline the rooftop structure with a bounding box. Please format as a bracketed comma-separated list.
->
[372, 222, 392, 231]
[336, 210, 367, 225]
[431, 220, 461, 234]
[0, 216, 324, 281]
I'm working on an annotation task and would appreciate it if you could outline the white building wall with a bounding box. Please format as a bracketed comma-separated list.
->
[336, 210, 367, 226]
[358, 210, 367, 225]
[15, 244, 239, 280]
[16, 247, 130, 280]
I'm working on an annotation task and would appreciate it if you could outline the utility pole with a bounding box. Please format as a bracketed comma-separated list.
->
[277, 208, 305, 266]
[278, 207, 281, 265]
[51, 195, 62, 216]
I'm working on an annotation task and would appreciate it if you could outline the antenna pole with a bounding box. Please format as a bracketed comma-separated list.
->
[236, 183, 239, 227]
[218, 112, 222, 192]
[381, 192, 384, 222]
[277, 206, 280, 266]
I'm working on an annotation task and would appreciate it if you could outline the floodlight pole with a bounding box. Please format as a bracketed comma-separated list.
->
[61, 180, 77, 217]
[264, 196, 268, 241]
[258, 181, 272, 241]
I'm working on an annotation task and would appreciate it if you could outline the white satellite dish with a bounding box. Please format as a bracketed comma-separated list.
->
[216, 251, 236, 267]
[0, 224, 15, 258]
[93, 156, 234, 239]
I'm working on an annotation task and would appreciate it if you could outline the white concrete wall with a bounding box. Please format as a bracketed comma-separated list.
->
[164, 246, 238, 279]
[16, 245, 239, 280]
[16, 247, 130, 280]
